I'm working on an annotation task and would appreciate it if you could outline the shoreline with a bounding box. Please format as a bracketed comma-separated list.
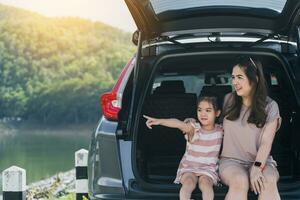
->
[0, 169, 75, 200]
[0, 122, 91, 199]
[27, 169, 75, 199]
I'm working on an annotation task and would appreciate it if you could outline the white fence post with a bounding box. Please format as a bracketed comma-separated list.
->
[2, 166, 26, 200]
[75, 149, 89, 200]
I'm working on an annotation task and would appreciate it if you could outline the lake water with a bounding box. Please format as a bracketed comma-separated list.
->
[0, 124, 93, 192]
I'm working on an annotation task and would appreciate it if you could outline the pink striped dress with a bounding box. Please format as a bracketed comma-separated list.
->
[174, 123, 223, 185]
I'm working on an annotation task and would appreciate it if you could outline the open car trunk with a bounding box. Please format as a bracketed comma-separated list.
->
[133, 52, 300, 188]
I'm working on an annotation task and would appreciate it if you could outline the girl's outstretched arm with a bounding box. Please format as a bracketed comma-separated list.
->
[143, 115, 192, 133]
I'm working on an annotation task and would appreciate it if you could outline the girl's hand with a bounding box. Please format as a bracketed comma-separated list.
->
[143, 115, 161, 129]
[183, 118, 196, 137]
[250, 165, 266, 195]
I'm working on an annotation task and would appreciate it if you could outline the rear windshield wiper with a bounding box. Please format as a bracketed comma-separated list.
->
[242, 33, 277, 47]
[157, 34, 196, 49]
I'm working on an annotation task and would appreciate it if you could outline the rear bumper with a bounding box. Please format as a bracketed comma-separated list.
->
[90, 194, 176, 200]
[90, 183, 300, 200]
[91, 193, 300, 200]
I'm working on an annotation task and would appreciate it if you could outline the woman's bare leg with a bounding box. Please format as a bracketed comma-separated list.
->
[198, 175, 214, 200]
[180, 172, 197, 200]
[220, 163, 249, 200]
[258, 165, 280, 200]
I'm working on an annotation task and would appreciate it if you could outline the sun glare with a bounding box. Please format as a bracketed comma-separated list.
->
[0, 0, 136, 32]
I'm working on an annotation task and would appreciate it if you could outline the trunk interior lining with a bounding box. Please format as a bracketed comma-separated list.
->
[135, 53, 299, 184]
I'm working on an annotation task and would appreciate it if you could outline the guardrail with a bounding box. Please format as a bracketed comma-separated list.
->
[2, 149, 89, 200]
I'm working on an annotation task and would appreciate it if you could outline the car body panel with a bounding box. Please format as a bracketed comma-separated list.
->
[88, 117, 125, 198]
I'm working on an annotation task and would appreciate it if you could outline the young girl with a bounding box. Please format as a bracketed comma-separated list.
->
[144, 96, 223, 200]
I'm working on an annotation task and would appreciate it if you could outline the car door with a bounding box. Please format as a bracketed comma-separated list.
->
[125, 0, 300, 42]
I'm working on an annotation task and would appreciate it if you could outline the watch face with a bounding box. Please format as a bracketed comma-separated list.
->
[254, 161, 262, 167]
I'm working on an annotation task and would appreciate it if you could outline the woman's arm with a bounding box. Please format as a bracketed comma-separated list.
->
[255, 119, 278, 167]
[143, 115, 193, 133]
[250, 119, 278, 194]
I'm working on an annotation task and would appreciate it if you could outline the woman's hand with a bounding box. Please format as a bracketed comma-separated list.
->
[143, 115, 161, 129]
[250, 165, 266, 195]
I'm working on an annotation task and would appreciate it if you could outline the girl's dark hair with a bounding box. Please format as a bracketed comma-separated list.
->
[197, 95, 220, 112]
[225, 56, 267, 128]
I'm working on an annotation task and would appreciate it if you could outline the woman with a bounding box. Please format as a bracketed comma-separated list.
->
[220, 56, 281, 200]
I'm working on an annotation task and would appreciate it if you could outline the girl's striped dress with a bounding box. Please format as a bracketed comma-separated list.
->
[174, 123, 223, 185]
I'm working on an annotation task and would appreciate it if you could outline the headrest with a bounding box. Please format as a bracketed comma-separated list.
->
[204, 73, 228, 85]
[153, 80, 185, 94]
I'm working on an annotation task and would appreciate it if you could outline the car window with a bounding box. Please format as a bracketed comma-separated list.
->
[152, 72, 232, 96]
[153, 75, 204, 96]
[150, 0, 287, 15]
[270, 73, 279, 86]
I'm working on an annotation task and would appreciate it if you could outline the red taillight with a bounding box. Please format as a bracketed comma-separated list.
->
[101, 92, 121, 121]
[100, 57, 135, 121]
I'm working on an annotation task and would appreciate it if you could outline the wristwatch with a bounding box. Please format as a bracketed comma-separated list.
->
[254, 161, 265, 171]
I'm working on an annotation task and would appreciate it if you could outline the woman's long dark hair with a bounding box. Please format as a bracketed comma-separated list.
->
[225, 56, 268, 128]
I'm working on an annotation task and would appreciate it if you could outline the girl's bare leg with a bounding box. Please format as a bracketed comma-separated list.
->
[198, 175, 214, 200]
[180, 172, 197, 200]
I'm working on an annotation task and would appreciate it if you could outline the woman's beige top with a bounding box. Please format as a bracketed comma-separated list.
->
[221, 93, 282, 162]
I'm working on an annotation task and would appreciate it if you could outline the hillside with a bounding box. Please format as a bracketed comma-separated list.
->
[0, 4, 135, 123]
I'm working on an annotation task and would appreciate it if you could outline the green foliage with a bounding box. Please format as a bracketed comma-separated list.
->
[0, 4, 135, 123]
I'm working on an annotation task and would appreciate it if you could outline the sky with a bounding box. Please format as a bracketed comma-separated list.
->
[0, 0, 137, 32]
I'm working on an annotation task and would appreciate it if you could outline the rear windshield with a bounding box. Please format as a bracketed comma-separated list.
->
[150, 0, 287, 15]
